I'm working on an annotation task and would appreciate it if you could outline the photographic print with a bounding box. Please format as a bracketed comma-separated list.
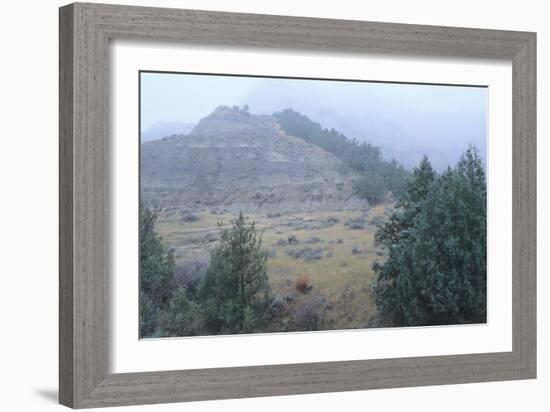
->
[139, 72, 487, 338]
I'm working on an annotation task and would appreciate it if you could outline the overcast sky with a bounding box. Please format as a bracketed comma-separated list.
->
[140, 72, 487, 169]
[140, 73, 263, 130]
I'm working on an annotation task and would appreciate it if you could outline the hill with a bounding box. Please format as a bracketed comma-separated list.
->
[141, 121, 195, 142]
[140, 106, 367, 212]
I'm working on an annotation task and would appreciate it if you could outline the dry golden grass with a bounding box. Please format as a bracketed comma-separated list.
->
[156, 203, 393, 330]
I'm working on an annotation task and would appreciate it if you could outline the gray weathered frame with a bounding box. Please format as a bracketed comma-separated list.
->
[59, 2, 536, 409]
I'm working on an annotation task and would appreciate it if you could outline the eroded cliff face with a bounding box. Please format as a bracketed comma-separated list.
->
[141, 106, 367, 212]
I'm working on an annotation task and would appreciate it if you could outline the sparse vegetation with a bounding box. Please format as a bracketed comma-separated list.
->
[140, 103, 486, 337]
[345, 217, 365, 230]
[286, 246, 325, 261]
[273, 109, 410, 204]
[142, 205, 386, 337]
[140, 208, 276, 337]
[179, 211, 200, 222]
[287, 235, 299, 245]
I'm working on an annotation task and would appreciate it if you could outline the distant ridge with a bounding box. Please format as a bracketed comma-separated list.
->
[141, 121, 195, 142]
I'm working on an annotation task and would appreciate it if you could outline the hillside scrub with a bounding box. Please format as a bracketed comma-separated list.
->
[273, 108, 410, 203]
[140, 205, 388, 336]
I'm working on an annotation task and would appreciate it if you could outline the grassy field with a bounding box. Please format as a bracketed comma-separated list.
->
[156, 203, 393, 332]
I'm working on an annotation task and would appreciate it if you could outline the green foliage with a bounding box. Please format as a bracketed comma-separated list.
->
[139, 206, 275, 337]
[140, 206, 204, 338]
[352, 172, 386, 204]
[201, 212, 272, 334]
[139, 205, 177, 337]
[273, 109, 410, 203]
[140, 205, 176, 307]
[380, 159, 411, 200]
[374, 156, 436, 249]
[159, 287, 204, 336]
[373, 146, 487, 326]
[273, 109, 381, 172]
[406, 156, 437, 204]
[139, 292, 160, 337]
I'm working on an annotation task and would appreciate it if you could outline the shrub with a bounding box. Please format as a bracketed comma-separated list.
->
[304, 236, 322, 244]
[295, 275, 313, 294]
[293, 294, 330, 331]
[276, 238, 288, 246]
[267, 212, 282, 218]
[281, 290, 297, 302]
[287, 235, 299, 245]
[175, 256, 210, 295]
[160, 287, 204, 336]
[351, 245, 363, 255]
[180, 211, 200, 222]
[267, 295, 288, 320]
[345, 217, 365, 230]
[286, 247, 324, 261]
[307, 248, 325, 261]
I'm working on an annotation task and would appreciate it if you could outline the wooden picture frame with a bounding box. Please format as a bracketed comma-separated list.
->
[59, 2, 536, 408]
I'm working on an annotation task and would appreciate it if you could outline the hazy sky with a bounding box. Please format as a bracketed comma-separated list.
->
[141, 73, 263, 130]
[140, 71, 487, 169]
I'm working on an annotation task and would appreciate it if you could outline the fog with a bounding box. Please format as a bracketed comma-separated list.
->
[141, 72, 487, 170]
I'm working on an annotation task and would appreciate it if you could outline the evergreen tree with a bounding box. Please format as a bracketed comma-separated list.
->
[273, 109, 410, 203]
[352, 172, 386, 204]
[406, 156, 437, 204]
[381, 159, 410, 200]
[200, 212, 272, 334]
[139, 204, 177, 337]
[158, 288, 204, 336]
[374, 156, 436, 248]
[373, 148, 486, 326]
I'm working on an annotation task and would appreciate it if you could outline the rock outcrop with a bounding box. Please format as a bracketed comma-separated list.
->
[140, 106, 367, 212]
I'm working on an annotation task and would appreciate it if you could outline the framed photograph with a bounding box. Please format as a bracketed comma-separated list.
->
[59, 2, 536, 408]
